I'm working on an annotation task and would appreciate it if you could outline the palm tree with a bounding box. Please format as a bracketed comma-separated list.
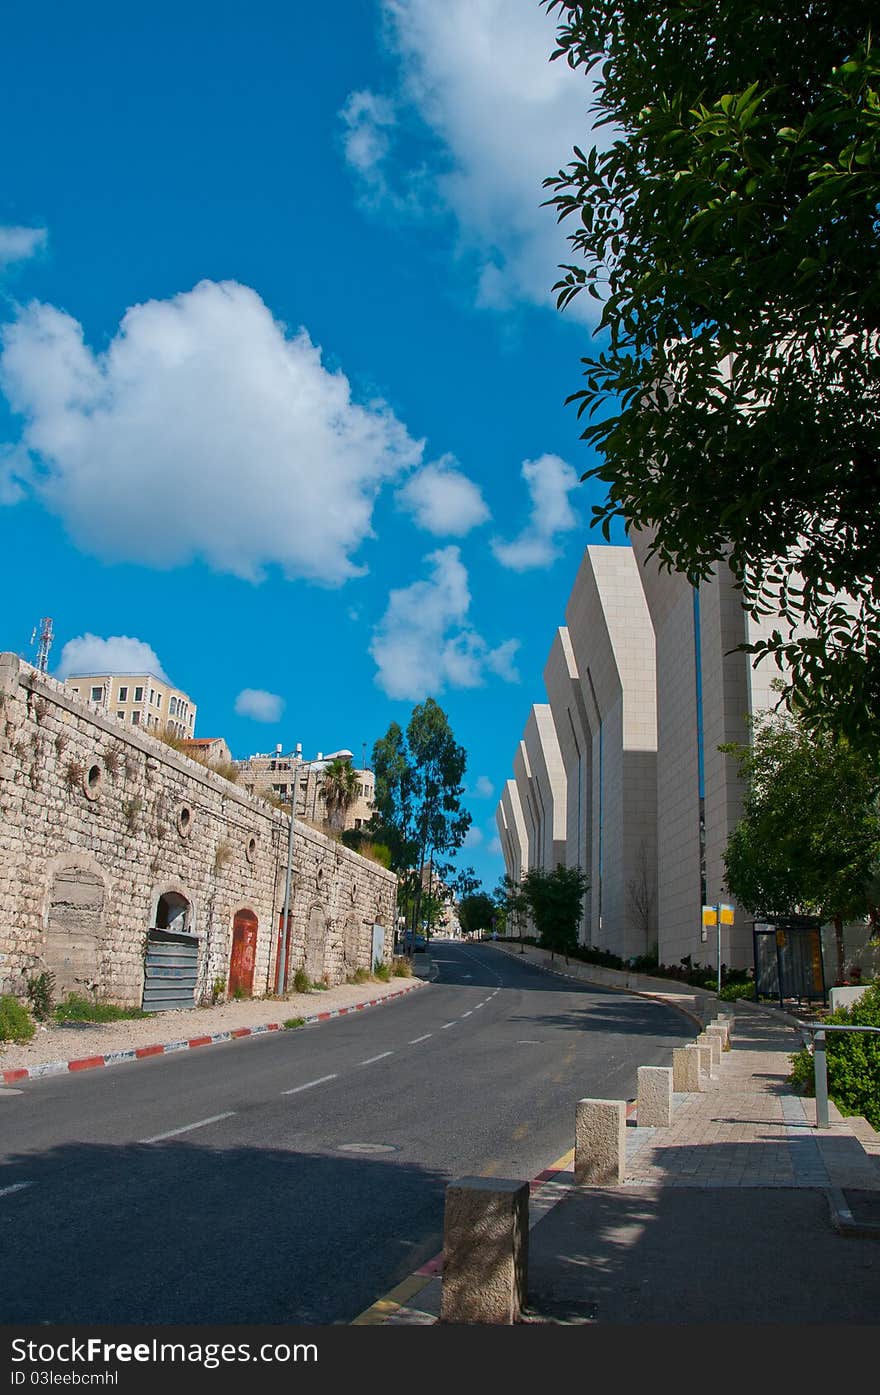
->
[320, 757, 360, 832]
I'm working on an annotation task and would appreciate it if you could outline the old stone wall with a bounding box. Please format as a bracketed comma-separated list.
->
[0, 654, 397, 1006]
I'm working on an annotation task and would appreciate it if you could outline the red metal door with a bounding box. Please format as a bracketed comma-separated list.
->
[229, 909, 258, 997]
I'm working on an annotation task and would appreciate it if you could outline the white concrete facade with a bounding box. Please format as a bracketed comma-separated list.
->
[497, 546, 658, 962]
[565, 546, 658, 960]
[542, 627, 592, 937]
[496, 779, 529, 885]
[632, 530, 781, 970]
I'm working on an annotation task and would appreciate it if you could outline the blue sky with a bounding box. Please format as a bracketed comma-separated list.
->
[0, 1, 619, 892]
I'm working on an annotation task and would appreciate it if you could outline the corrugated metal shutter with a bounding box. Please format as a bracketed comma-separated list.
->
[142, 929, 199, 1012]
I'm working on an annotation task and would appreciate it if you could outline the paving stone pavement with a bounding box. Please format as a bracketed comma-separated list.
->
[375, 1002, 880, 1325]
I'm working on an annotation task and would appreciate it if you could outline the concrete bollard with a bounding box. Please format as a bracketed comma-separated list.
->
[440, 1177, 529, 1324]
[697, 1031, 722, 1068]
[708, 1017, 730, 1045]
[574, 1098, 626, 1186]
[693, 1043, 713, 1077]
[706, 1023, 729, 1054]
[637, 1065, 674, 1127]
[673, 1045, 703, 1093]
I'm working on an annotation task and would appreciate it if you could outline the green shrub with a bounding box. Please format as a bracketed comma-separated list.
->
[210, 977, 226, 1005]
[392, 956, 413, 978]
[788, 981, 880, 1129]
[373, 962, 392, 982]
[0, 995, 35, 1044]
[292, 969, 310, 995]
[53, 993, 150, 1023]
[718, 981, 756, 1001]
[25, 970, 56, 1022]
[352, 967, 370, 984]
[283, 1017, 305, 1030]
[231, 985, 249, 1000]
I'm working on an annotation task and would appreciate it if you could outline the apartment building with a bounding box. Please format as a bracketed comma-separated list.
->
[63, 671, 196, 738]
[236, 747, 375, 833]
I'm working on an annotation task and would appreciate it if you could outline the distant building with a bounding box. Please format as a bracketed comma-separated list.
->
[236, 746, 375, 833]
[63, 671, 196, 738]
[179, 737, 232, 767]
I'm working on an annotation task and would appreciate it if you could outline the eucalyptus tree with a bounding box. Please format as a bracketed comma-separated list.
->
[371, 698, 471, 934]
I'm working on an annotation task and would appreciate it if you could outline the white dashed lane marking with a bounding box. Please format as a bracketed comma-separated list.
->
[282, 1074, 338, 1096]
[0, 1182, 33, 1199]
[408, 1034, 432, 1044]
[360, 1052, 393, 1066]
[140, 1112, 236, 1144]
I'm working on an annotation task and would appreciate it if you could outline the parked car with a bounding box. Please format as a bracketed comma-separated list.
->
[404, 932, 428, 952]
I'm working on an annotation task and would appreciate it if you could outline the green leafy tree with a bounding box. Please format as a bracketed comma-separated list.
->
[543, 2, 880, 747]
[458, 892, 496, 937]
[320, 756, 360, 832]
[521, 864, 590, 959]
[495, 873, 530, 946]
[722, 709, 880, 980]
[371, 699, 471, 934]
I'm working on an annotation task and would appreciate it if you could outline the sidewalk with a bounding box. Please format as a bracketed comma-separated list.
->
[377, 1001, 880, 1325]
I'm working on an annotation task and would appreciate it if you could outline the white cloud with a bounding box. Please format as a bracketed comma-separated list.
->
[396, 455, 489, 536]
[491, 454, 581, 571]
[234, 688, 285, 723]
[56, 634, 169, 681]
[342, 2, 597, 314]
[370, 545, 520, 700]
[463, 825, 484, 848]
[473, 775, 494, 799]
[0, 280, 424, 584]
[0, 225, 47, 270]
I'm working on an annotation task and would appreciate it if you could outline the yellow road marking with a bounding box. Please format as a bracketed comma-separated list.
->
[351, 1272, 436, 1325]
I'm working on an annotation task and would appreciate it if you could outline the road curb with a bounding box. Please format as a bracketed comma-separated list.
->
[1, 978, 428, 1085]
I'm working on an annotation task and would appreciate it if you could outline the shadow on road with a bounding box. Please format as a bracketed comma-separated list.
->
[0, 1139, 448, 1325]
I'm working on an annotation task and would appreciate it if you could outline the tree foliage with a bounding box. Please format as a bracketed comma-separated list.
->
[521, 864, 590, 958]
[458, 892, 496, 936]
[370, 699, 471, 927]
[320, 756, 359, 832]
[722, 709, 880, 976]
[542, 2, 880, 746]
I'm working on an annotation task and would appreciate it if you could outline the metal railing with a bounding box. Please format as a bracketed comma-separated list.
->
[799, 1023, 880, 1128]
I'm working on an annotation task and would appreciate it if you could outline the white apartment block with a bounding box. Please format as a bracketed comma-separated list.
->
[564, 546, 658, 960]
[542, 626, 593, 939]
[63, 672, 196, 738]
[496, 779, 529, 886]
[512, 705, 567, 874]
[236, 747, 375, 833]
[497, 545, 658, 962]
[631, 529, 781, 970]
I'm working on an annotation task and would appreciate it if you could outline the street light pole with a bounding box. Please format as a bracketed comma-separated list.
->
[276, 745, 302, 995]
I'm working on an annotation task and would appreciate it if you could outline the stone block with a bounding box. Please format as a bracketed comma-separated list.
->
[693, 1043, 713, 1077]
[706, 1023, 729, 1053]
[440, 1177, 529, 1324]
[697, 1030, 721, 1067]
[574, 1098, 626, 1186]
[637, 1065, 673, 1126]
[673, 1046, 703, 1092]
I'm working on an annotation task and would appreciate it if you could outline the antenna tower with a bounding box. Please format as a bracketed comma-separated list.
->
[32, 617, 54, 673]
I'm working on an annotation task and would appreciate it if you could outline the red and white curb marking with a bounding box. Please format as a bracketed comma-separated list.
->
[1, 979, 428, 1085]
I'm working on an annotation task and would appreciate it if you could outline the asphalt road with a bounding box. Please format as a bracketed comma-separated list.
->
[0, 941, 692, 1324]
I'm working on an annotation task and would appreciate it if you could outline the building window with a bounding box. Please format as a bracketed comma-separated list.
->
[169, 697, 177, 716]
[156, 694, 162, 709]
[118, 686, 128, 702]
[90, 686, 102, 701]
[117, 711, 125, 721]
[134, 686, 143, 702]
[132, 712, 140, 725]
